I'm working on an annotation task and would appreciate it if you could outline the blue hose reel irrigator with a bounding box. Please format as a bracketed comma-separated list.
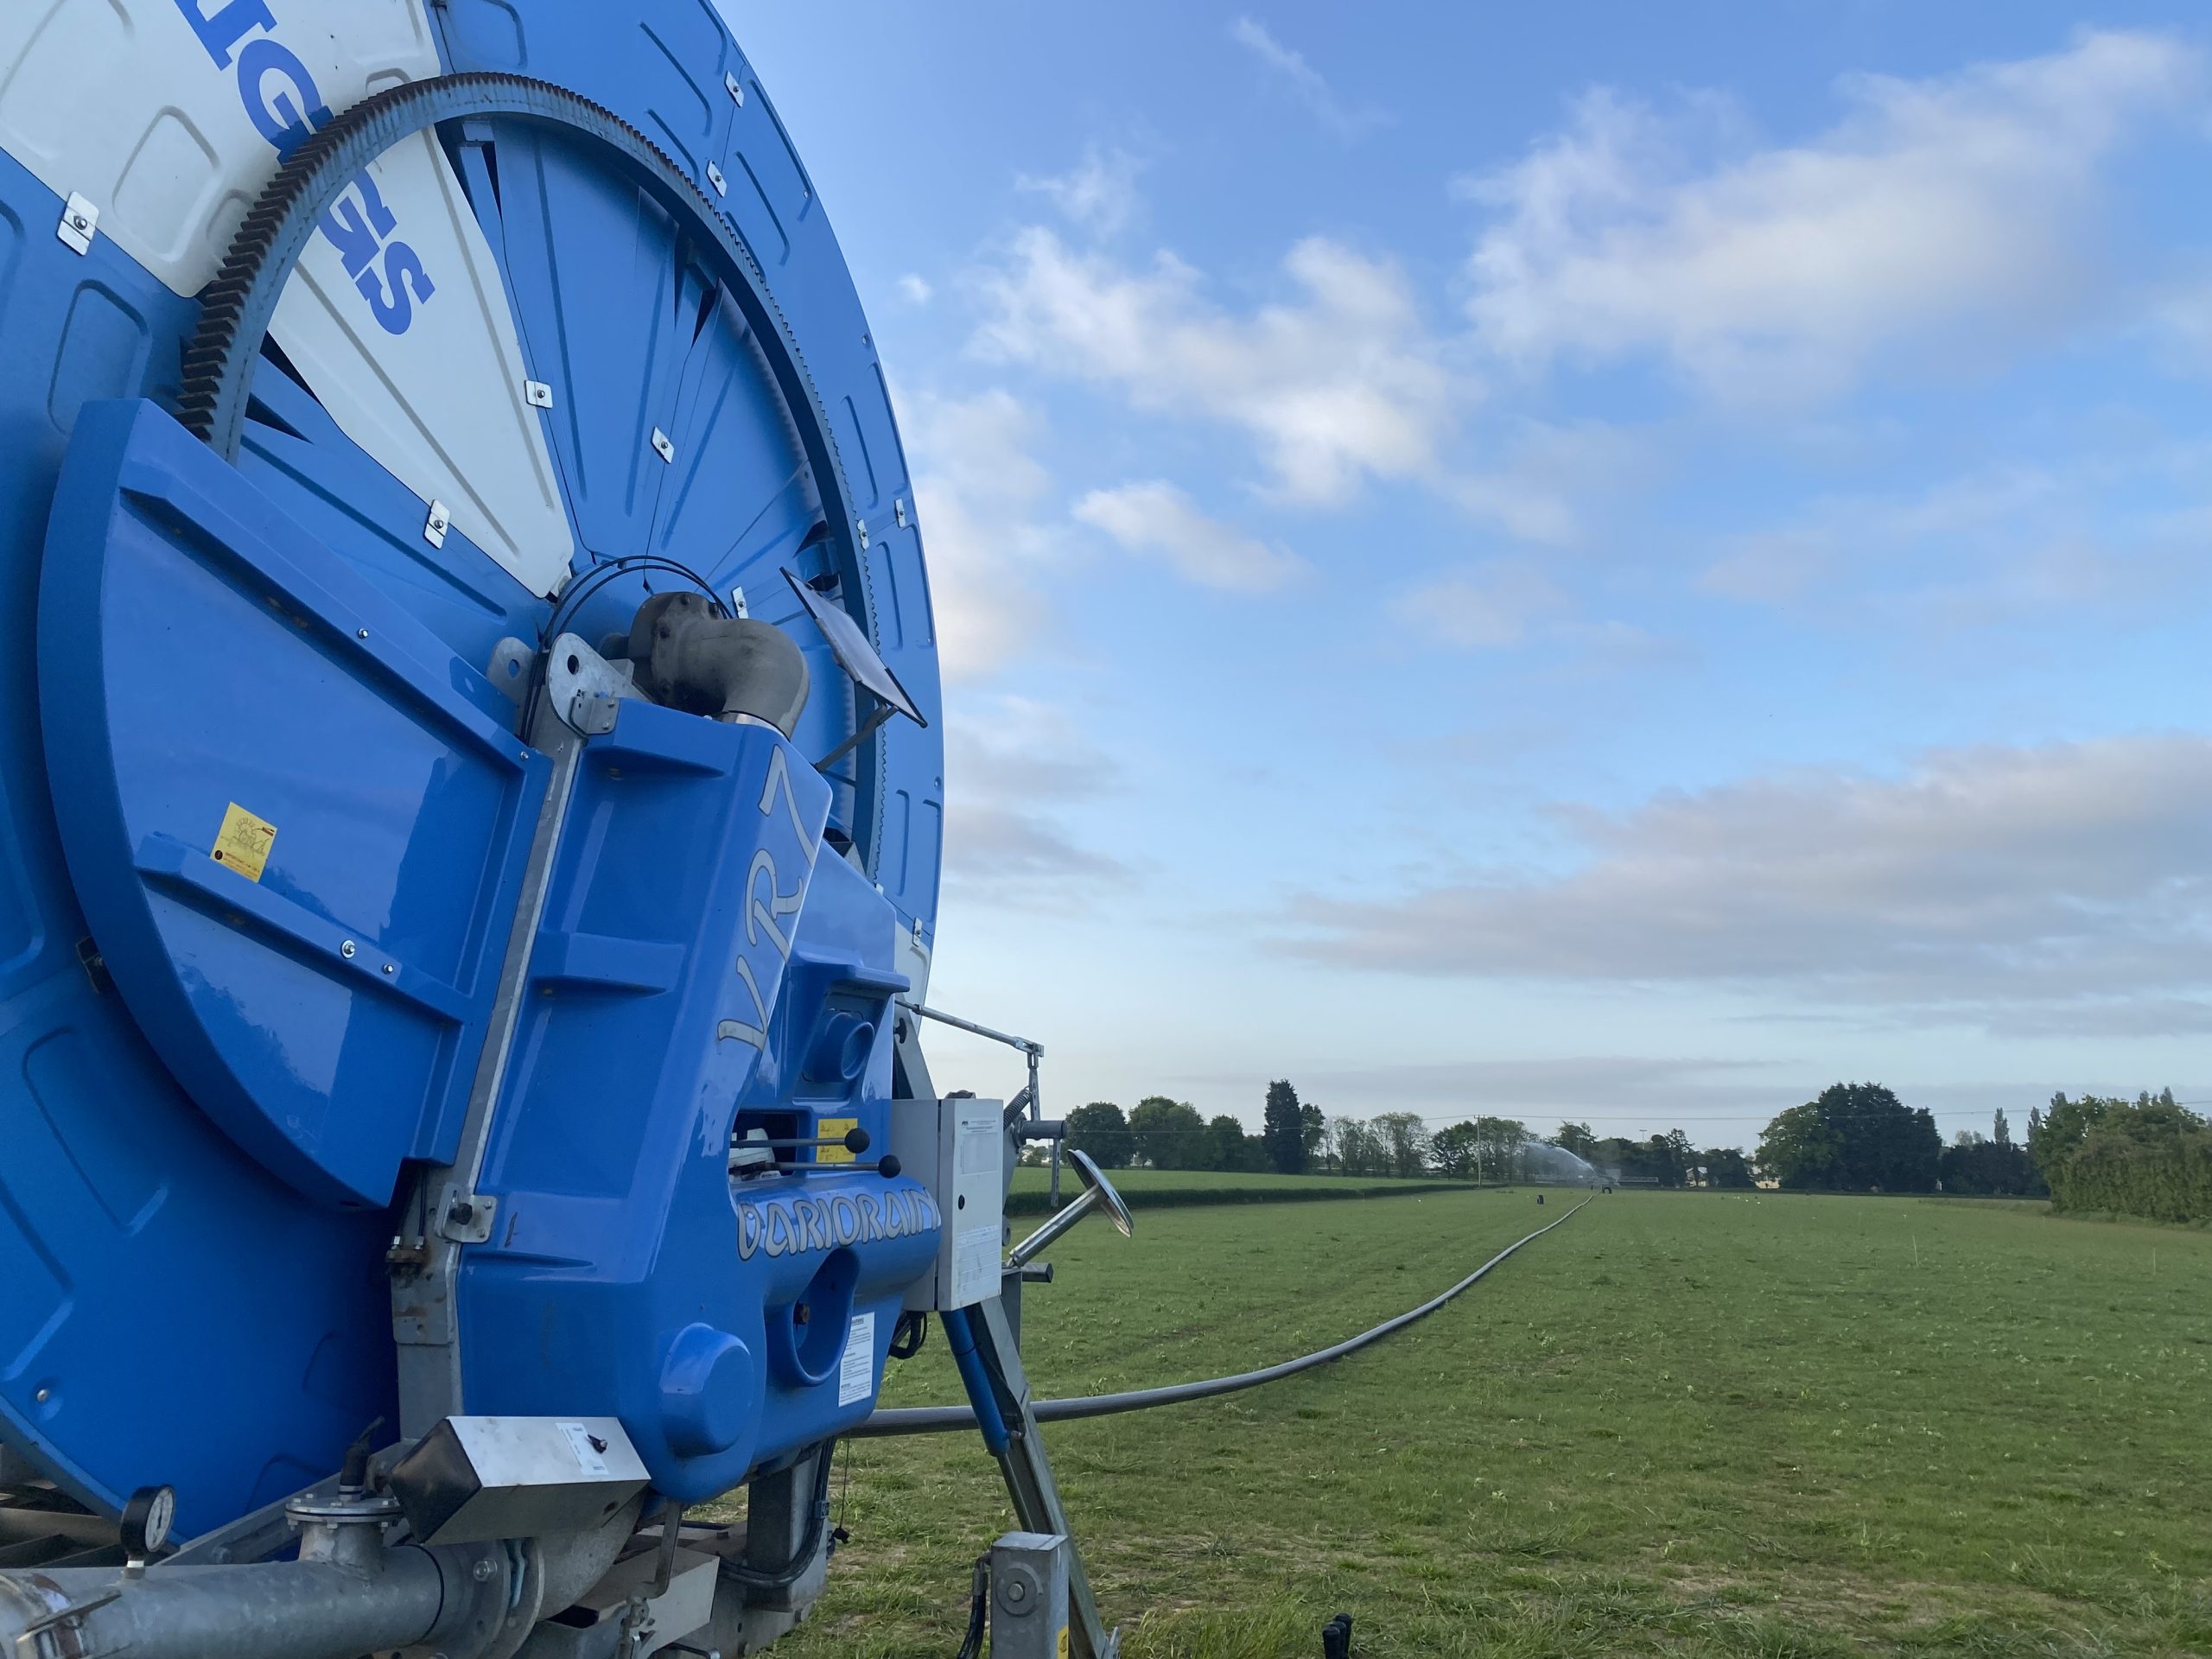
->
[0, 5, 1128, 1656]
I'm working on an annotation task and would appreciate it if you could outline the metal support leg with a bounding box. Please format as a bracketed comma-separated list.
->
[944, 1302, 1116, 1659]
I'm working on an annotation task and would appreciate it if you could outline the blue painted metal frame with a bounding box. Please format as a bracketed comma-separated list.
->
[41, 400, 549, 1210]
[0, 0, 948, 1529]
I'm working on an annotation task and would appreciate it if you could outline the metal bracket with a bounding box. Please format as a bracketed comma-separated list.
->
[524, 379, 554, 409]
[14, 1589, 120, 1654]
[56, 192, 97, 255]
[435, 1184, 498, 1244]
[725, 72, 746, 105]
[894, 497, 909, 530]
[706, 162, 728, 196]
[423, 499, 452, 549]
[651, 427, 676, 464]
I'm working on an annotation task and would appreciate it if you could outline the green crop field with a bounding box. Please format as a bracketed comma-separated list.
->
[1002, 1166, 1465, 1213]
[770, 1189, 2212, 1658]
[1005, 1166, 1442, 1197]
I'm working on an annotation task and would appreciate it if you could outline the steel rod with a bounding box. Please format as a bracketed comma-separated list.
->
[899, 1001, 1039, 1056]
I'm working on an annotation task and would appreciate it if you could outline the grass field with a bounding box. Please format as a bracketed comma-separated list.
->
[1005, 1166, 1443, 1196]
[1003, 1166, 1465, 1212]
[767, 1189, 2212, 1657]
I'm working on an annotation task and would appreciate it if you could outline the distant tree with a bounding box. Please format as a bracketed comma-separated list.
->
[1129, 1096, 1207, 1170]
[1757, 1084, 1940, 1192]
[1552, 1122, 1599, 1160]
[1757, 1103, 1844, 1189]
[1938, 1136, 2043, 1198]
[1702, 1147, 1754, 1189]
[1993, 1108, 2012, 1147]
[2031, 1090, 2208, 1219]
[1373, 1112, 1430, 1179]
[1332, 1116, 1387, 1176]
[1471, 1116, 1527, 1181]
[1262, 1079, 1307, 1174]
[1300, 1102, 1326, 1169]
[1430, 1121, 1482, 1179]
[1065, 1101, 1132, 1169]
[1199, 1115, 1243, 1171]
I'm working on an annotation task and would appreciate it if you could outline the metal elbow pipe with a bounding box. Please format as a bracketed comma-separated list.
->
[0, 1542, 502, 1659]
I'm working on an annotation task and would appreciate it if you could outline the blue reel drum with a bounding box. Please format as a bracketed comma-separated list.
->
[0, 0, 943, 1534]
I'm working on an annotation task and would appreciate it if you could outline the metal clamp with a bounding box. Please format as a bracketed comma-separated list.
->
[435, 1185, 498, 1244]
[56, 193, 97, 255]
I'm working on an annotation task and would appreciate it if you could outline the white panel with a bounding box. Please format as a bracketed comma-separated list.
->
[271, 132, 575, 596]
[0, 0, 576, 596]
[0, 0, 439, 296]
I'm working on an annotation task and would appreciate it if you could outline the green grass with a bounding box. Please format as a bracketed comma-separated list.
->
[1004, 1166, 1474, 1213]
[767, 1191, 2212, 1657]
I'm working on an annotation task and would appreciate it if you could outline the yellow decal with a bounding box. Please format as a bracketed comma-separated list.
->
[1058, 1630, 1070, 1659]
[817, 1116, 860, 1164]
[211, 803, 276, 882]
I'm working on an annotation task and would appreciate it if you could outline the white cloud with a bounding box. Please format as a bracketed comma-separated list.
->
[1698, 442, 2212, 620]
[1229, 16, 1388, 140]
[896, 273, 932, 305]
[1072, 481, 1306, 592]
[1015, 144, 1145, 236]
[900, 388, 1058, 681]
[943, 694, 1128, 906]
[1448, 418, 1657, 546]
[1288, 735, 2212, 1033]
[974, 228, 1459, 505]
[1389, 561, 1568, 651]
[1462, 31, 2201, 402]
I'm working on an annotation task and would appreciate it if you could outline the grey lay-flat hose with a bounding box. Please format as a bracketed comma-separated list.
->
[855, 1196, 1591, 1438]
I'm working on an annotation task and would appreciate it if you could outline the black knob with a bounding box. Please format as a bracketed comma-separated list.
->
[842, 1126, 871, 1154]
[877, 1154, 901, 1179]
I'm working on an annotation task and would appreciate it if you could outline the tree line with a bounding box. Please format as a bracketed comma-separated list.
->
[1060, 1076, 2210, 1223]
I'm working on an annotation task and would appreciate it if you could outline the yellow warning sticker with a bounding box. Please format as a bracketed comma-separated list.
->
[1058, 1630, 1070, 1659]
[817, 1116, 860, 1164]
[211, 803, 276, 882]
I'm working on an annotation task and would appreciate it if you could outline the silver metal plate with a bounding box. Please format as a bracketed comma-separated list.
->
[57, 191, 96, 254]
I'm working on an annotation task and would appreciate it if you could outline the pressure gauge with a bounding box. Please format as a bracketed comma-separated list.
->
[121, 1484, 175, 1563]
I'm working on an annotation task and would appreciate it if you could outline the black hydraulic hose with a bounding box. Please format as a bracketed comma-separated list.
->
[717, 1439, 837, 1589]
[855, 1195, 1592, 1438]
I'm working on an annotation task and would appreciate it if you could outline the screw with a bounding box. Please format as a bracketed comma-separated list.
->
[382, 963, 396, 976]
[473, 1559, 495, 1582]
[34, 1387, 50, 1404]
[356, 628, 369, 639]
[340, 939, 357, 958]
[1007, 1579, 1027, 1604]
[72, 214, 86, 231]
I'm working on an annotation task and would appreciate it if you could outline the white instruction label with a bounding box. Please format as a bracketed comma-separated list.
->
[557, 1421, 611, 1478]
[952, 1224, 999, 1308]
[838, 1312, 876, 1407]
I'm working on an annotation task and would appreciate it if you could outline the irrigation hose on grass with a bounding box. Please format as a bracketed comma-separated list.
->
[855, 1195, 1593, 1438]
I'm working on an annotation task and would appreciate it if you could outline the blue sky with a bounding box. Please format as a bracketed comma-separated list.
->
[725, 3, 2212, 1151]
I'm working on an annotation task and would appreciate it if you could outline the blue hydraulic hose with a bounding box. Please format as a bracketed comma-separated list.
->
[937, 1306, 1011, 1454]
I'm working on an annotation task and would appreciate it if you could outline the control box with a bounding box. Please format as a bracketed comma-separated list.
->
[893, 1096, 1005, 1311]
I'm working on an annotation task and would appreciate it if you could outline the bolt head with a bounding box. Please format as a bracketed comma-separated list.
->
[340, 939, 357, 958]
[473, 1558, 495, 1581]
[382, 963, 396, 976]
[356, 628, 369, 639]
